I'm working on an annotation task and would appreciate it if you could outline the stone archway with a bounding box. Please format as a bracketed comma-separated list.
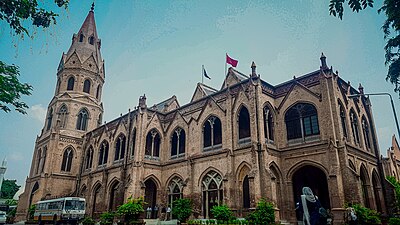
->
[144, 179, 158, 219]
[292, 165, 330, 209]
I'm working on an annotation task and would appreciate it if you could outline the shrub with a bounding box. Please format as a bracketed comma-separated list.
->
[211, 205, 235, 222]
[389, 217, 400, 225]
[246, 199, 275, 225]
[172, 198, 192, 223]
[28, 205, 36, 220]
[351, 204, 381, 225]
[99, 211, 115, 225]
[387, 176, 400, 212]
[116, 196, 145, 222]
[81, 216, 96, 225]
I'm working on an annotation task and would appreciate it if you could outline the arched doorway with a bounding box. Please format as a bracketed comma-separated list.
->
[109, 181, 121, 211]
[202, 171, 223, 218]
[144, 179, 157, 219]
[292, 165, 330, 209]
[92, 184, 102, 217]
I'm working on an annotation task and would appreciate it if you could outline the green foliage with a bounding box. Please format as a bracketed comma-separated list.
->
[351, 204, 381, 225]
[7, 207, 16, 217]
[387, 176, 400, 212]
[172, 198, 192, 223]
[211, 205, 235, 222]
[28, 205, 36, 220]
[389, 217, 400, 225]
[5, 199, 17, 206]
[99, 211, 115, 225]
[116, 196, 145, 222]
[246, 199, 275, 225]
[0, 179, 21, 199]
[329, 0, 400, 96]
[81, 216, 96, 225]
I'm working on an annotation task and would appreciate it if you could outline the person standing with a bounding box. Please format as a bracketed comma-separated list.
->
[166, 206, 171, 221]
[146, 206, 152, 219]
[300, 187, 322, 225]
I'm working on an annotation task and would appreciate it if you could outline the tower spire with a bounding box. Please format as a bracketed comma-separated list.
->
[91, 2, 95, 11]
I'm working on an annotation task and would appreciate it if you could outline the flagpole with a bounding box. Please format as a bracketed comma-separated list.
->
[202, 65, 204, 84]
[224, 53, 227, 76]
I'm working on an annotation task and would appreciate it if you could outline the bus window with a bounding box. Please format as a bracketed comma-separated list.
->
[65, 200, 85, 210]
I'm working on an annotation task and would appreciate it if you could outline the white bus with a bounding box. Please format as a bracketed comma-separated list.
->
[34, 197, 86, 224]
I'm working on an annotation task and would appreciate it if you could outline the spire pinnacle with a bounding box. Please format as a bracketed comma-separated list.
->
[90, 2, 95, 12]
[251, 61, 257, 77]
[320, 52, 328, 69]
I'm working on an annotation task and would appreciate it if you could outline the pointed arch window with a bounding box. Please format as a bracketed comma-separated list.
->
[96, 85, 101, 99]
[131, 128, 136, 157]
[285, 103, 319, 140]
[67, 77, 75, 90]
[35, 148, 42, 174]
[79, 33, 84, 42]
[59, 105, 68, 128]
[202, 171, 223, 218]
[85, 146, 94, 170]
[98, 141, 109, 166]
[145, 129, 161, 159]
[171, 128, 186, 158]
[243, 176, 250, 208]
[46, 108, 53, 131]
[89, 36, 94, 45]
[61, 148, 73, 172]
[238, 106, 251, 143]
[263, 106, 274, 143]
[362, 117, 372, 149]
[350, 110, 360, 145]
[40, 147, 47, 173]
[203, 116, 222, 151]
[339, 101, 348, 138]
[114, 134, 126, 161]
[76, 109, 89, 131]
[83, 79, 91, 94]
[168, 177, 183, 207]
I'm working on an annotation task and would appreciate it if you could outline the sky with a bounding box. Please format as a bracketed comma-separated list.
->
[0, 0, 398, 194]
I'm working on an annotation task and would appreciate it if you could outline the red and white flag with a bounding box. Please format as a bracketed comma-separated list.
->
[226, 54, 238, 67]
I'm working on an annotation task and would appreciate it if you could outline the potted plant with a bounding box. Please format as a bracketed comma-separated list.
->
[116, 196, 145, 225]
[172, 198, 192, 224]
[100, 212, 115, 225]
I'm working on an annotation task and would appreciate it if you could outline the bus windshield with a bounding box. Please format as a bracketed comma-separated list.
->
[64, 200, 85, 210]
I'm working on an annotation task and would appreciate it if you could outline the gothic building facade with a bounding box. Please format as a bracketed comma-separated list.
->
[17, 8, 387, 224]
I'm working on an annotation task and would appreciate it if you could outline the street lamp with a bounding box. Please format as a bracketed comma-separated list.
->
[347, 92, 400, 140]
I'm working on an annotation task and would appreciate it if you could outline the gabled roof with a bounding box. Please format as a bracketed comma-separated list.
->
[220, 67, 249, 90]
[190, 83, 218, 103]
[150, 95, 180, 113]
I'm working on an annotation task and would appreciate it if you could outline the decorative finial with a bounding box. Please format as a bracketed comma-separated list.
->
[358, 83, 364, 94]
[90, 2, 95, 11]
[320, 52, 328, 69]
[251, 61, 257, 77]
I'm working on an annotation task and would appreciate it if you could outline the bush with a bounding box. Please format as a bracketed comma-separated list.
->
[387, 176, 400, 213]
[99, 211, 115, 225]
[81, 216, 96, 225]
[172, 198, 192, 223]
[211, 205, 235, 222]
[28, 205, 36, 220]
[246, 199, 275, 225]
[351, 204, 381, 225]
[389, 217, 400, 225]
[116, 196, 145, 222]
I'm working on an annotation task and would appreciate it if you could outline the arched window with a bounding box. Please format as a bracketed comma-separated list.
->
[350, 110, 360, 145]
[202, 171, 223, 218]
[263, 106, 274, 143]
[83, 79, 91, 94]
[85, 146, 94, 170]
[168, 177, 183, 207]
[61, 148, 73, 172]
[59, 105, 68, 128]
[96, 85, 101, 99]
[35, 148, 42, 174]
[114, 134, 126, 161]
[97, 113, 102, 127]
[67, 77, 75, 90]
[131, 128, 136, 157]
[46, 108, 53, 131]
[203, 116, 222, 151]
[98, 141, 109, 166]
[145, 129, 161, 159]
[40, 147, 47, 173]
[243, 176, 250, 208]
[360, 165, 370, 208]
[171, 128, 186, 158]
[339, 101, 348, 138]
[76, 109, 89, 131]
[89, 36, 94, 45]
[362, 117, 371, 149]
[79, 33, 84, 42]
[238, 106, 251, 143]
[285, 103, 319, 140]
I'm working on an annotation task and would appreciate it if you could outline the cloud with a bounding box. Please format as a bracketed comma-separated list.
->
[29, 104, 46, 124]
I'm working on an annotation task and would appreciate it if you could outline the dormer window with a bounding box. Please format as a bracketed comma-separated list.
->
[79, 34, 84, 42]
[89, 36, 94, 45]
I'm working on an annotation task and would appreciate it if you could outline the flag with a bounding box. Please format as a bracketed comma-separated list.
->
[226, 54, 238, 67]
[203, 67, 211, 79]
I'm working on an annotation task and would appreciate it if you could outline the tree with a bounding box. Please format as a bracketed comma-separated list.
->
[0, 179, 21, 199]
[329, 0, 400, 95]
[0, 0, 69, 114]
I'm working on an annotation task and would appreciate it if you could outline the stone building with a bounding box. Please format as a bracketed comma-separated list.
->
[17, 7, 388, 224]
